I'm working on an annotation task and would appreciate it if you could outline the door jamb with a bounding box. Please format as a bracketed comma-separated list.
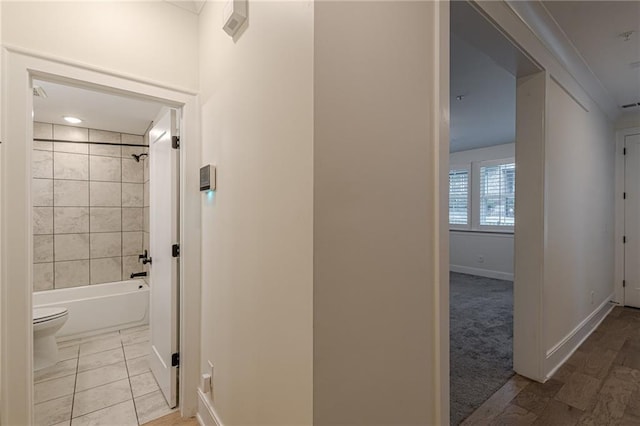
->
[1, 47, 202, 424]
[615, 127, 640, 306]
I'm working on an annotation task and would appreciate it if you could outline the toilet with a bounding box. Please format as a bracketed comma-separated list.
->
[33, 307, 69, 371]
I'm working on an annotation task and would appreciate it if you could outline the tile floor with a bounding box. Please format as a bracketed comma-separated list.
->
[461, 305, 640, 425]
[34, 325, 176, 426]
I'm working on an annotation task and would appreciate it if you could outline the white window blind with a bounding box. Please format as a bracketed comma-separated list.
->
[479, 162, 515, 226]
[449, 169, 469, 225]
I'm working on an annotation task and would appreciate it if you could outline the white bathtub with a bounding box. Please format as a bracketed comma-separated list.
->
[33, 280, 149, 340]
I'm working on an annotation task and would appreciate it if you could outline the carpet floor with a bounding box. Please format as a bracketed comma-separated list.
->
[450, 272, 514, 426]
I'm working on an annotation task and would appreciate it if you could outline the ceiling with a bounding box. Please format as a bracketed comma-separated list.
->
[450, 34, 516, 153]
[165, 0, 206, 14]
[543, 1, 640, 109]
[33, 80, 165, 135]
[449, 0, 640, 153]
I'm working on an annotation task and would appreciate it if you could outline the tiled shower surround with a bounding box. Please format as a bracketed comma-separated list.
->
[32, 122, 150, 291]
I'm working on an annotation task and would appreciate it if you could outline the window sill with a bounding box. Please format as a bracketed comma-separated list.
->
[449, 229, 514, 236]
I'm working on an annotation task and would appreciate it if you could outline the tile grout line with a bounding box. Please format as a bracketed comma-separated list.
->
[121, 132, 125, 282]
[121, 330, 143, 425]
[68, 344, 80, 424]
[88, 142, 92, 287]
[51, 124, 56, 290]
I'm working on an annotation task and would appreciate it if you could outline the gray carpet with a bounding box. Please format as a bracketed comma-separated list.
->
[450, 272, 514, 426]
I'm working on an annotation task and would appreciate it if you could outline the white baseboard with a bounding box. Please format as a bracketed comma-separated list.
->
[450, 265, 514, 281]
[545, 295, 614, 380]
[197, 389, 224, 426]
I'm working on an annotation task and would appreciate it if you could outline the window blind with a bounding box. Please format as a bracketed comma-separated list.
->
[479, 163, 515, 226]
[449, 169, 469, 225]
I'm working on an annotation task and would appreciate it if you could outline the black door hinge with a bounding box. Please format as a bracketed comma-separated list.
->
[624, 148, 627, 155]
[624, 236, 627, 244]
[172, 136, 180, 149]
[172, 352, 180, 367]
[172, 244, 180, 258]
[624, 192, 627, 199]
[623, 280, 626, 288]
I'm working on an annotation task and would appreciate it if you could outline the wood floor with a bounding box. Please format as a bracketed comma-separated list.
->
[462, 305, 640, 425]
[144, 306, 640, 426]
[142, 411, 199, 425]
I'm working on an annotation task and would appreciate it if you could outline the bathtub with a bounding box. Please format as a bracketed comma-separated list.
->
[33, 280, 149, 340]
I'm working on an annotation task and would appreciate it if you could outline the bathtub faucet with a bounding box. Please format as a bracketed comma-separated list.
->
[130, 272, 148, 279]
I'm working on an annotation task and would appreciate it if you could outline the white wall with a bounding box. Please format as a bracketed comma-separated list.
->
[0, 1, 3, 411]
[314, 1, 447, 423]
[544, 79, 614, 355]
[198, 2, 313, 425]
[616, 112, 640, 130]
[450, 143, 514, 280]
[1, 1, 198, 92]
[450, 143, 514, 165]
[450, 232, 513, 280]
[476, 1, 616, 381]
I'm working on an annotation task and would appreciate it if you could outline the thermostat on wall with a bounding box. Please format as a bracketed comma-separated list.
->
[200, 164, 216, 191]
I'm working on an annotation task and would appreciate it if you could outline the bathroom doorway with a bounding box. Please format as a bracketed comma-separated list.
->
[30, 78, 180, 424]
[1, 50, 202, 425]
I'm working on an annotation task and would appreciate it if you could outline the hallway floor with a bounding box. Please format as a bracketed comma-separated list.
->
[34, 325, 175, 426]
[462, 305, 640, 425]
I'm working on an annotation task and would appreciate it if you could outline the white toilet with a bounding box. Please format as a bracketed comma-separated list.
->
[33, 307, 69, 371]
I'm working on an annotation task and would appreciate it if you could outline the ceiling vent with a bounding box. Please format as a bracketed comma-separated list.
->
[33, 86, 47, 98]
[621, 103, 640, 109]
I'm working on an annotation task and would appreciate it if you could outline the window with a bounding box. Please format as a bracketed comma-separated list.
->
[449, 168, 469, 226]
[449, 157, 515, 232]
[479, 162, 515, 227]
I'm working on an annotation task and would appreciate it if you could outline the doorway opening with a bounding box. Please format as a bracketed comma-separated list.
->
[622, 132, 640, 308]
[1, 50, 201, 425]
[30, 79, 181, 425]
[448, 2, 541, 424]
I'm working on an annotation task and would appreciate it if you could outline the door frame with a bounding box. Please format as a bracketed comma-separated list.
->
[615, 127, 640, 306]
[1, 47, 202, 424]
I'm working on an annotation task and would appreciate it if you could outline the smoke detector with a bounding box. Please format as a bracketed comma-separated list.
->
[619, 31, 636, 42]
[222, 0, 247, 37]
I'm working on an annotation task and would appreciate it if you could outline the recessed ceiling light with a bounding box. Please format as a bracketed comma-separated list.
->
[63, 116, 82, 124]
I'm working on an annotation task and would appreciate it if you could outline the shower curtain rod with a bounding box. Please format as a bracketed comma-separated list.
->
[33, 138, 148, 148]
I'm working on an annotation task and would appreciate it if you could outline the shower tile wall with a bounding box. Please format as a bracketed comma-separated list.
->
[32, 122, 149, 291]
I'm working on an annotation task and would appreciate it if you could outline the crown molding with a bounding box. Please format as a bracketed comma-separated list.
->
[505, 1, 620, 120]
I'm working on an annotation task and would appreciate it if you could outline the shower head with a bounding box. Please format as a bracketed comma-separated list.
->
[131, 153, 149, 163]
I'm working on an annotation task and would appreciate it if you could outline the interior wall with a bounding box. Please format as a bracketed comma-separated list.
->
[544, 80, 614, 354]
[1, 1, 198, 92]
[616, 112, 640, 130]
[198, 1, 313, 424]
[450, 233, 513, 280]
[0, 0, 3, 409]
[450, 143, 514, 280]
[314, 1, 446, 423]
[475, 1, 617, 381]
